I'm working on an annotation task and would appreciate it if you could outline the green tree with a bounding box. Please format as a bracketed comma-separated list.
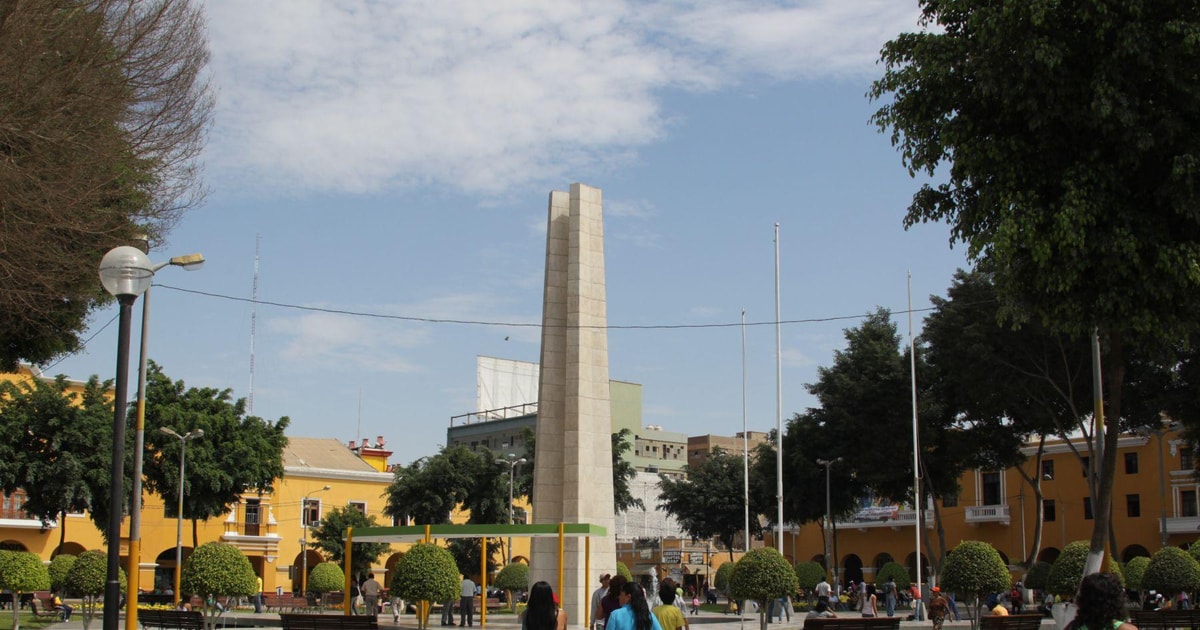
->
[659, 448, 756, 560]
[141, 363, 289, 547]
[877, 562, 911, 590]
[309, 506, 392, 580]
[939, 541, 1011, 630]
[714, 562, 734, 602]
[307, 562, 346, 611]
[0, 0, 213, 370]
[0, 550, 50, 630]
[1046, 541, 1122, 599]
[1124, 556, 1151, 604]
[615, 562, 632, 583]
[1023, 562, 1052, 592]
[872, 0, 1200, 575]
[493, 563, 529, 611]
[729, 548, 798, 630]
[393, 544, 459, 630]
[611, 428, 644, 512]
[180, 542, 257, 630]
[65, 550, 125, 630]
[1143, 547, 1200, 598]
[48, 554, 76, 595]
[793, 562, 826, 602]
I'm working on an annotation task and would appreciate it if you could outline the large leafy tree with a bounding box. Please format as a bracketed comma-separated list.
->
[872, 0, 1200, 573]
[0, 0, 213, 370]
[659, 447, 760, 559]
[140, 362, 289, 546]
[310, 506, 392, 580]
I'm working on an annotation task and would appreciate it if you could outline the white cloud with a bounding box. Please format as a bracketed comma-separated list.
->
[201, 0, 921, 196]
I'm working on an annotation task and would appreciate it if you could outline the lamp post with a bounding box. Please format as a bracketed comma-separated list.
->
[495, 455, 526, 565]
[127, 249, 203, 630]
[817, 458, 842, 583]
[98, 246, 154, 630]
[301, 486, 332, 596]
[160, 427, 204, 605]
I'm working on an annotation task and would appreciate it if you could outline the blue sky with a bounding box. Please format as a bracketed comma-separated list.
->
[49, 0, 968, 465]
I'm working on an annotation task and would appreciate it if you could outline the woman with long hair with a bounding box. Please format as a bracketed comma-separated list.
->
[861, 585, 879, 618]
[601, 575, 629, 624]
[1066, 573, 1136, 630]
[607, 582, 664, 630]
[521, 581, 567, 630]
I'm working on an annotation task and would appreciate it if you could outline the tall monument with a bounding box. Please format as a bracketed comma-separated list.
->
[530, 183, 616, 625]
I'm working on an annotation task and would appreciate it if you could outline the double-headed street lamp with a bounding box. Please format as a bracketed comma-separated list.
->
[160, 427, 204, 605]
[816, 458, 842, 585]
[98, 246, 155, 630]
[127, 248, 202, 629]
[495, 455, 526, 564]
[301, 486, 332, 596]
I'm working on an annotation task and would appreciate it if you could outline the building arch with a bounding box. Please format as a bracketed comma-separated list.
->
[511, 556, 529, 564]
[842, 554, 864, 586]
[873, 553, 893, 572]
[51, 542, 87, 558]
[1037, 548, 1060, 564]
[997, 550, 1011, 566]
[384, 552, 405, 588]
[0, 540, 27, 552]
[904, 552, 929, 583]
[1122, 545, 1151, 562]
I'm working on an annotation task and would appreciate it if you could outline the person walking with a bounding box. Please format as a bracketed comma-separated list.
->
[815, 578, 832, 605]
[883, 577, 897, 617]
[460, 575, 477, 627]
[253, 576, 264, 613]
[608, 583, 664, 630]
[929, 587, 950, 630]
[592, 574, 612, 630]
[362, 573, 382, 617]
[861, 585, 879, 618]
[653, 584, 689, 630]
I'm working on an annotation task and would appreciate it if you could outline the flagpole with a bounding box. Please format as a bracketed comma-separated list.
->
[743, 309, 750, 553]
[774, 223, 784, 555]
[908, 272, 923, 615]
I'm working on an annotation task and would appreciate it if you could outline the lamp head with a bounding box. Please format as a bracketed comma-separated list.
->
[160, 427, 180, 438]
[99, 246, 154, 297]
[169, 253, 205, 271]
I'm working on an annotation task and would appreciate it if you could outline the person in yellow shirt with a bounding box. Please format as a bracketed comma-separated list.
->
[991, 595, 1009, 617]
[653, 584, 689, 630]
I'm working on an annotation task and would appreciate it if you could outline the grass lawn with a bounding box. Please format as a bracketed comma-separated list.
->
[0, 612, 62, 630]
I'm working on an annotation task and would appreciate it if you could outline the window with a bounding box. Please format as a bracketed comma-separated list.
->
[1125, 453, 1139, 474]
[303, 499, 322, 526]
[1083, 497, 1093, 520]
[349, 501, 367, 516]
[1182, 490, 1198, 518]
[1041, 460, 1054, 480]
[1127, 494, 1141, 518]
[244, 499, 261, 536]
[1081, 457, 1090, 477]
[982, 472, 1002, 505]
[943, 495, 958, 508]
[1043, 499, 1057, 522]
[1183, 447, 1194, 471]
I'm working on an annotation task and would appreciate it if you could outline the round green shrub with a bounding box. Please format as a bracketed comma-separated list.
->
[392, 543, 458, 605]
[1124, 556, 1151, 592]
[181, 542, 257, 600]
[308, 562, 346, 595]
[794, 562, 826, 591]
[876, 562, 911, 590]
[615, 562, 632, 582]
[0, 550, 50, 593]
[65, 549, 124, 597]
[1046, 541, 1122, 597]
[48, 554, 76, 594]
[1143, 547, 1200, 597]
[1023, 561, 1051, 590]
[1188, 540, 1200, 565]
[730, 548, 798, 610]
[715, 562, 735, 594]
[940, 541, 1010, 604]
[493, 562, 528, 610]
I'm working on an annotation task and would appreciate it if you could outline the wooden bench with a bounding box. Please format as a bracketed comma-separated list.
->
[980, 614, 1045, 630]
[264, 593, 304, 612]
[803, 616, 902, 630]
[279, 613, 380, 630]
[1131, 610, 1200, 630]
[27, 599, 63, 621]
[139, 609, 205, 630]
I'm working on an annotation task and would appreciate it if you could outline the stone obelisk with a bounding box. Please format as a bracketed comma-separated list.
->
[530, 183, 616, 626]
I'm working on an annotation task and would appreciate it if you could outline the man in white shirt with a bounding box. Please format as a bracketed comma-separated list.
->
[815, 578, 832, 605]
[459, 576, 476, 627]
[591, 574, 611, 629]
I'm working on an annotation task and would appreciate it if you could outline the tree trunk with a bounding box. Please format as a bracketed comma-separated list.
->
[1085, 330, 1125, 576]
[12, 592, 20, 630]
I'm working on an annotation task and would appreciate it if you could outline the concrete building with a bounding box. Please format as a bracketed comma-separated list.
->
[687, 431, 771, 469]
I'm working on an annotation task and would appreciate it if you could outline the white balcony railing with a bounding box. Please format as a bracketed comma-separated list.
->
[1165, 515, 1200, 534]
[965, 504, 1011, 525]
[837, 509, 934, 531]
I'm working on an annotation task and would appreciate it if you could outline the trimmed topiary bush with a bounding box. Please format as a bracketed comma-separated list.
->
[794, 561, 826, 594]
[1023, 561, 1051, 591]
[730, 548, 798, 630]
[1046, 541, 1122, 598]
[1124, 556, 1150, 593]
[615, 561, 633, 582]
[940, 541, 1011, 630]
[493, 563, 529, 611]
[181, 542, 258, 630]
[1144, 547, 1200, 597]
[308, 562, 346, 610]
[393, 543, 459, 630]
[0, 550, 51, 630]
[877, 562, 911, 590]
[65, 549, 124, 630]
[48, 554, 76, 595]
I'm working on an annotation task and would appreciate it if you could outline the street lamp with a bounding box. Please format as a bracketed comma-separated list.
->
[98, 246, 154, 630]
[127, 249, 203, 630]
[301, 486, 332, 596]
[160, 427, 204, 605]
[817, 458, 842, 585]
[495, 455, 526, 564]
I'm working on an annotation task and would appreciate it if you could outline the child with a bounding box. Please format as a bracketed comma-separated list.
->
[690, 595, 700, 615]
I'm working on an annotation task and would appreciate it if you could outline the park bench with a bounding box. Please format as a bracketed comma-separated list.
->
[27, 598, 64, 621]
[1131, 609, 1200, 630]
[279, 613, 380, 630]
[980, 613, 1044, 630]
[803, 616, 902, 630]
[264, 593, 304, 612]
[139, 609, 205, 630]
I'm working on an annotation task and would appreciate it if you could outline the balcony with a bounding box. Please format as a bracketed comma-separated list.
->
[1165, 516, 1200, 534]
[965, 505, 1011, 526]
[221, 505, 282, 559]
[837, 508, 935, 531]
